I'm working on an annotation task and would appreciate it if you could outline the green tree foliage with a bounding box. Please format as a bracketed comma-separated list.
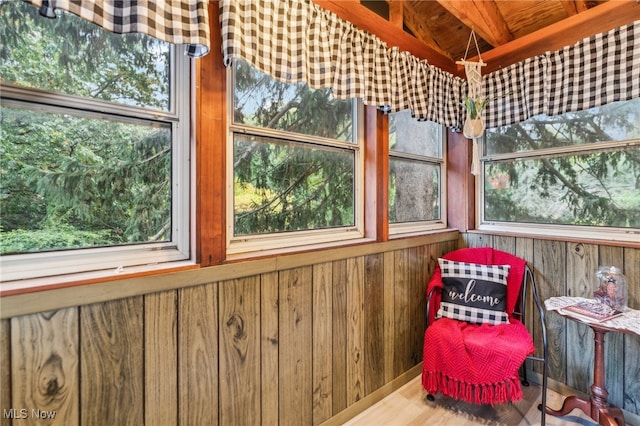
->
[485, 100, 640, 227]
[0, 2, 172, 254]
[232, 60, 355, 235]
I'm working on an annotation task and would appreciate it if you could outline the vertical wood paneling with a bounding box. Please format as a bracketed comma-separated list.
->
[261, 272, 279, 426]
[382, 251, 396, 384]
[332, 259, 348, 414]
[219, 277, 261, 425]
[493, 235, 516, 254]
[81, 299, 143, 426]
[565, 243, 597, 391]
[1, 318, 11, 425]
[623, 247, 640, 414]
[533, 239, 566, 380]
[363, 254, 384, 395]
[178, 284, 218, 426]
[312, 263, 333, 425]
[11, 309, 78, 426]
[393, 249, 411, 376]
[598, 245, 625, 409]
[409, 246, 425, 366]
[346, 257, 364, 405]
[279, 267, 313, 426]
[515, 238, 535, 336]
[462, 233, 493, 248]
[145, 291, 178, 426]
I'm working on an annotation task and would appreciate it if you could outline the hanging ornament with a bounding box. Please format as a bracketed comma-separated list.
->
[457, 30, 486, 176]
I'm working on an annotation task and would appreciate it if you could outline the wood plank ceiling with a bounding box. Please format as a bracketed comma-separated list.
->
[392, 0, 607, 61]
[316, 0, 640, 75]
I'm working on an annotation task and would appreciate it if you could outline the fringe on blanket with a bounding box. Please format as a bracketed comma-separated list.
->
[422, 371, 523, 406]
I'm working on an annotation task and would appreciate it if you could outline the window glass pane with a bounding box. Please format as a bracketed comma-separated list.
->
[233, 60, 353, 142]
[483, 147, 640, 228]
[389, 159, 440, 223]
[389, 109, 442, 157]
[0, 2, 170, 110]
[0, 106, 172, 255]
[234, 134, 355, 235]
[485, 99, 640, 156]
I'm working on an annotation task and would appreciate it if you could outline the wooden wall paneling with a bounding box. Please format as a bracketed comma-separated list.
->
[279, 267, 313, 426]
[219, 277, 261, 425]
[392, 248, 411, 376]
[462, 233, 494, 248]
[80, 299, 143, 426]
[10, 309, 78, 426]
[363, 254, 384, 396]
[1, 319, 11, 424]
[144, 291, 178, 426]
[331, 259, 348, 414]
[346, 257, 365, 405]
[493, 235, 516, 254]
[623, 247, 640, 415]
[382, 251, 396, 384]
[408, 246, 426, 366]
[565, 243, 597, 391]
[533, 239, 567, 380]
[515, 238, 538, 364]
[598, 245, 625, 410]
[312, 263, 333, 425]
[260, 272, 280, 426]
[178, 284, 218, 426]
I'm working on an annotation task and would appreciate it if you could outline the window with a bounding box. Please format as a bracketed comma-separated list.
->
[480, 98, 640, 242]
[388, 110, 446, 234]
[0, 3, 191, 281]
[228, 59, 362, 254]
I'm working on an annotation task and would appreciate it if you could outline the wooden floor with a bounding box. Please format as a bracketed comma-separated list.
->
[343, 375, 600, 426]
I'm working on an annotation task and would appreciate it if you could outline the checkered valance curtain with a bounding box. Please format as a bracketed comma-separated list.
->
[219, 0, 467, 128]
[483, 20, 640, 129]
[26, 0, 211, 58]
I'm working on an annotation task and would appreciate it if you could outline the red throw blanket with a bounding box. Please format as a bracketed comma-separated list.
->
[422, 318, 534, 405]
[422, 247, 534, 405]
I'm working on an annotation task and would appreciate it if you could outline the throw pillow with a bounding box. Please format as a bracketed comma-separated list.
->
[436, 258, 510, 325]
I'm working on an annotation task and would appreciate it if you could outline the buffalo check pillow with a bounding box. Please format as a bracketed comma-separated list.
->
[437, 258, 511, 325]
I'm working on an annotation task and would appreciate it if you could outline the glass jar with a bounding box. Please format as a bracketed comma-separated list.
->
[594, 266, 627, 311]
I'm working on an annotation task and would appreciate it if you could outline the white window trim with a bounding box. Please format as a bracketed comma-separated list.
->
[477, 138, 640, 244]
[226, 68, 365, 255]
[0, 45, 192, 282]
[388, 124, 447, 236]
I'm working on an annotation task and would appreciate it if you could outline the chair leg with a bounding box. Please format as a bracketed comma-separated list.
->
[520, 363, 530, 387]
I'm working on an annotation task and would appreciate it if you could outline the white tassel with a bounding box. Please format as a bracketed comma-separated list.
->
[471, 138, 480, 176]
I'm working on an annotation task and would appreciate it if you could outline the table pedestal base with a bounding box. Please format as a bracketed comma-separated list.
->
[545, 395, 624, 426]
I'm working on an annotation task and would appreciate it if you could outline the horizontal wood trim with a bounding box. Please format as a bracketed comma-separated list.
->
[0, 231, 458, 319]
[468, 229, 640, 250]
[472, 1, 640, 74]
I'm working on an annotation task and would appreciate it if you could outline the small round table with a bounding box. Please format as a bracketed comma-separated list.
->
[545, 313, 626, 426]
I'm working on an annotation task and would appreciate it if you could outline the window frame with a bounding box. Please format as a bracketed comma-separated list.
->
[0, 44, 193, 282]
[225, 62, 365, 255]
[387, 115, 447, 236]
[477, 133, 640, 244]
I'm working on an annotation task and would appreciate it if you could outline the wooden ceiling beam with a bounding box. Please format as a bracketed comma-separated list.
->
[435, 0, 513, 47]
[313, 0, 458, 74]
[560, 1, 579, 16]
[387, 0, 404, 29]
[468, 0, 640, 74]
[401, 1, 453, 59]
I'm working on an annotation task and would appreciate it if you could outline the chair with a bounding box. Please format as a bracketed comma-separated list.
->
[422, 247, 548, 425]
